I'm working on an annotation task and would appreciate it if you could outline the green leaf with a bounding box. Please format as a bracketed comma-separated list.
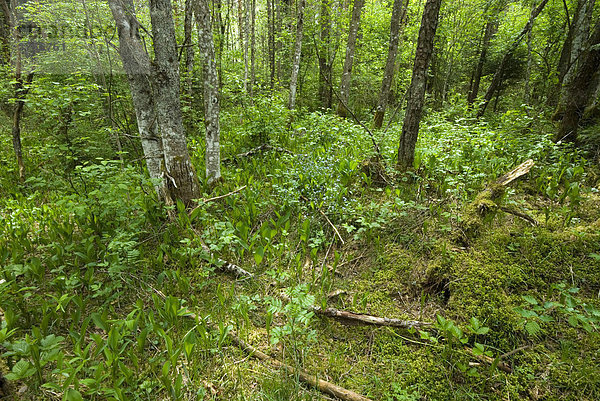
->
[65, 388, 84, 401]
[253, 246, 264, 265]
[522, 295, 538, 305]
[525, 321, 541, 336]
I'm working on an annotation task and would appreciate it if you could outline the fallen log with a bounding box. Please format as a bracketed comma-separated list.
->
[229, 333, 373, 401]
[458, 159, 535, 244]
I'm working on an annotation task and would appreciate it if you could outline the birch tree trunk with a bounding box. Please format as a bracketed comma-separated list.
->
[196, 0, 222, 184]
[267, 0, 275, 88]
[288, 0, 305, 109]
[183, 0, 195, 98]
[149, 0, 201, 204]
[336, 0, 365, 117]
[397, 0, 442, 169]
[250, 0, 256, 98]
[477, 0, 549, 118]
[373, 0, 408, 128]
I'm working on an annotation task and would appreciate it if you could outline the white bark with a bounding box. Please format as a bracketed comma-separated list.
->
[196, 0, 222, 184]
[288, 0, 305, 109]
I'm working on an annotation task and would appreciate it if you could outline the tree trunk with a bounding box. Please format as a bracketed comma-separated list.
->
[267, 0, 275, 88]
[336, 0, 365, 117]
[477, 0, 550, 118]
[397, 0, 442, 169]
[108, 0, 168, 201]
[196, 0, 222, 184]
[288, 0, 305, 109]
[250, 0, 255, 98]
[467, 19, 496, 106]
[184, 0, 195, 98]
[150, 0, 201, 204]
[556, 21, 600, 143]
[318, 0, 332, 109]
[553, 0, 595, 119]
[373, 0, 408, 128]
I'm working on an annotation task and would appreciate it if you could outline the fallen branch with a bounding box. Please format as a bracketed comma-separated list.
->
[499, 206, 538, 226]
[190, 185, 247, 215]
[496, 159, 535, 186]
[224, 143, 295, 163]
[311, 305, 431, 329]
[147, 287, 370, 401]
[464, 347, 512, 374]
[229, 333, 373, 401]
[281, 293, 431, 329]
[300, 195, 345, 245]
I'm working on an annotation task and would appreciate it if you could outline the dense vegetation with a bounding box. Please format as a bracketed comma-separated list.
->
[1, 0, 599, 400]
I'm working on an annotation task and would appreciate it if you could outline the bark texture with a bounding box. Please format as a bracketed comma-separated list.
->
[109, 0, 167, 201]
[196, 0, 222, 183]
[373, 0, 408, 128]
[288, 0, 305, 109]
[336, 0, 365, 117]
[477, 0, 550, 118]
[556, 22, 600, 143]
[397, 0, 442, 169]
[149, 0, 201, 204]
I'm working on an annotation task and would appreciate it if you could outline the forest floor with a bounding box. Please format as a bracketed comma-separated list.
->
[1, 103, 599, 400]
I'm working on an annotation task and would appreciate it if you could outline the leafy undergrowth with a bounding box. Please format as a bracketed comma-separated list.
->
[1, 101, 600, 400]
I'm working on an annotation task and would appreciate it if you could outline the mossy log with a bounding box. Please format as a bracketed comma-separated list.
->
[458, 159, 534, 244]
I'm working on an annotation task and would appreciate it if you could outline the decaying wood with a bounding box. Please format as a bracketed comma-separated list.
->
[458, 159, 535, 244]
[495, 159, 535, 186]
[229, 333, 373, 401]
[312, 305, 431, 329]
[281, 293, 431, 329]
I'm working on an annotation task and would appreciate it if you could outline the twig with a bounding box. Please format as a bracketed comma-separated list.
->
[499, 206, 538, 226]
[229, 333, 373, 401]
[499, 344, 531, 360]
[300, 195, 345, 245]
[464, 347, 512, 373]
[224, 143, 295, 163]
[199, 185, 247, 205]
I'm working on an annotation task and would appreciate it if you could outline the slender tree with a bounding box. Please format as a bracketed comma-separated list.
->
[477, 0, 550, 118]
[467, 18, 496, 106]
[2, 0, 34, 182]
[373, 0, 408, 128]
[336, 0, 365, 117]
[318, 0, 332, 108]
[288, 0, 305, 109]
[183, 0, 195, 98]
[397, 0, 442, 169]
[196, 0, 222, 183]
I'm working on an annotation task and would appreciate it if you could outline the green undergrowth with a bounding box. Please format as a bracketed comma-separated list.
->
[1, 99, 600, 400]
